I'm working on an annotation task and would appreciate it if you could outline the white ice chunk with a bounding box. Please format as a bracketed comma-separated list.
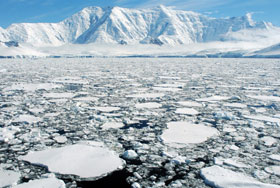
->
[223, 103, 247, 108]
[175, 108, 199, 115]
[122, 150, 138, 160]
[126, 93, 164, 98]
[244, 115, 280, 123]
[261, 136, 277, 146]
[43, 93, 75, 99]
[247, 95, 280, 102]
[4, 83, 62, 92]
[196, 96, 231, 102]
[73, 97, 98, 102]
[92, 107, 120, 113]
[19, 142, 125, 179]
[161, 122, 219, 147]
[152, 87, 182, 92]
[0, 169, 21, 187]
[53, 136, 67, 144]
[135, 102, 162, 109]
[13, 177, 65, 188]
[201, 165, 280, 188]
[265, 166, 280, 176]
[13, 115, 42, 124]
[102, 122, 124, 130]
[223, 159, 249, 168]
[269, 154, 280, 162]
[177, 101, 203, 107]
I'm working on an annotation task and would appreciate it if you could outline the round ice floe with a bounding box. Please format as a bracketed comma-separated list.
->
[201, 165, 280, 188]
[0, 169, 21, 187]
[175, 108, 199, 115]
[102, 122, 124, 130]
[161, 122, 219, 147]
[13, 177, 65, 188]
[135, 102, 162, 109]
[19, 142, 125, 179]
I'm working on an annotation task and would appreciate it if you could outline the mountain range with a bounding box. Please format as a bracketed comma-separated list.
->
[0, 5, 280, 57]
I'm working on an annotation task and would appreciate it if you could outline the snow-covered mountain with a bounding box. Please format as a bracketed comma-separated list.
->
[1, 5, 279, 47]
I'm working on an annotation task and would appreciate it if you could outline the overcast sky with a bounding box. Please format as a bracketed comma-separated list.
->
[1, 0, 279, 28]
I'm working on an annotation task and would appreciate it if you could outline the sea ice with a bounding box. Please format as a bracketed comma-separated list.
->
[201, 165, 280, 188]
[13, 177, 65, 188]
[19, 142, 125, 179]
[135, 102, 162, 109]
[0, 169, 21, 187]
[175, 108, 199, 115]
[177, 101, 203, 107]
[265, 166, 280, 176]
[126, 93, 165, 98]
[161, 122, 219, 147]
[43, 93, 75, 99]
[4, 83, 62, 92]
[102, 122, 124, 130]
[92, 107, 120, 113]
[13, 115, 42, 124]
[122, 150, 138, 160]
[244, 115, 280, 123]
[261, 136, 277, 147]
[269, 154, 280, 162]
[196, 96, 231, 102]
[223, 103, 247, 108]
[247, 95, 280, 102]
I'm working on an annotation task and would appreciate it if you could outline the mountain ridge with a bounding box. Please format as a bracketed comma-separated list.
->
[0, 5, 279, 47]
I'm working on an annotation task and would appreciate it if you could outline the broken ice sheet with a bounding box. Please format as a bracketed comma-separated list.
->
[126, 93, 165, 98]
[19, 142, 125, 180]
[135, 102, 162, 109]
[247, 95, 280, 102]
[161, 122, 219, 148]
[175, 108, 199, 115]
[13, 177, 65, 188]
[12, 115, 42, 124]
[0, 168, 21, 187]
[201, 165, 280, 188]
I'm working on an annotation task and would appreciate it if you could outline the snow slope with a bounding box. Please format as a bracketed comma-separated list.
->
[1, 6, 279, 47]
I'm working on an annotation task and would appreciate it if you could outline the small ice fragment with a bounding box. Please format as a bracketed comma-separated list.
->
[122, 150, 138, 160]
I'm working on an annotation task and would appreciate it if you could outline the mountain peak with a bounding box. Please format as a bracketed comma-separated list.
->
[0, 6, 278, 46]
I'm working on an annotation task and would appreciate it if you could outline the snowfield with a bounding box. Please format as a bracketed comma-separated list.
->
[0, 58, 280, 187]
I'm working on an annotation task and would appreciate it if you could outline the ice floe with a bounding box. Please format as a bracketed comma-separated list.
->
[19, 142, 125, 180]
[102, 122, 124, 130]
[161, 122, 219, 147]
[12, 115, 42, 124]
[265, 166, 280, 176]
[14, 177, 65, 188]
[92, 107, 120, 113]
[126, 93, 165, 98]
[4, 83, 62, 92]
[201, 165, 280, 188]
[0, 169, 21, 187]
[244, 115, 280, 123]
[135, 102, 162, 109]
[43, 93, 75, 99]
[247, 95, 280, 102]
[175, 108, 199, 115]
[177, 101, 203, 107]
[196, 96, 231, 102]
